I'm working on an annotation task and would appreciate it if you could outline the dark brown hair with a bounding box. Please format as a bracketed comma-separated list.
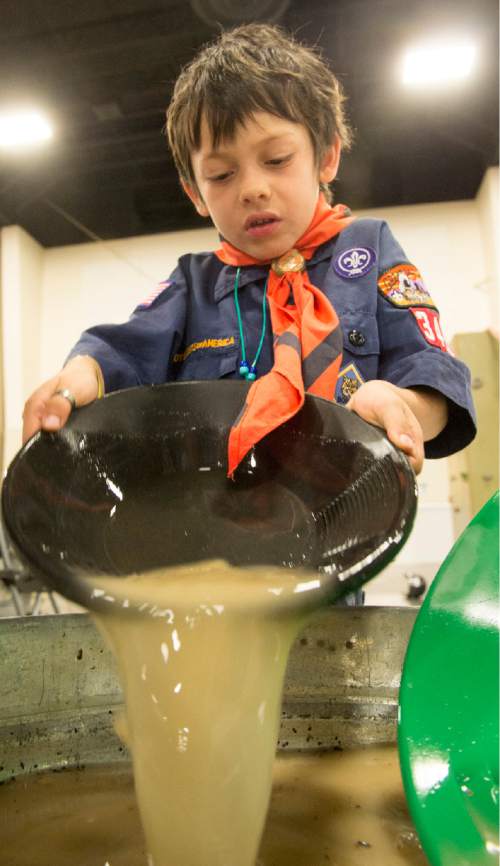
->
[166, 24, 352, 202]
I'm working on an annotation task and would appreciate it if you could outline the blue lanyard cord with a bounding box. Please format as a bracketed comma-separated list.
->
[233, 267, 246, 368]
[234, 267, 268, 381]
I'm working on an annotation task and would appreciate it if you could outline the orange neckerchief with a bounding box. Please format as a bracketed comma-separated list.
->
[215, 195, 354, 477]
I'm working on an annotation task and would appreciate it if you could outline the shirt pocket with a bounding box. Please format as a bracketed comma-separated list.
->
[340, 312, 380, 358]
[336, 312, 380, 404]
[174, 339, 240, 381]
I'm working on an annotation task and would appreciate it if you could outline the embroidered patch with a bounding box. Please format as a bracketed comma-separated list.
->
[410, 307, 449, 352]
[336, 363, 364, 403]
[138, 280, 172, 308]
[173, 336, 235, 363]
[378, 265, 436, 309]
[334, 247, 377, 279]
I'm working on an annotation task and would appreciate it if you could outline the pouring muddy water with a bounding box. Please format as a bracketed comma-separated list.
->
[2, 381, 417, 865]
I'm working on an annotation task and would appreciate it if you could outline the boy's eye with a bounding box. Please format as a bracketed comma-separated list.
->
[266, 154, 292, 166]
[208, 171, 233, 182]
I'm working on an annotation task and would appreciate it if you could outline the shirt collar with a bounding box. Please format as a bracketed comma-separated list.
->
[214, 263, 268, 303]
[213, 237, 337, 304]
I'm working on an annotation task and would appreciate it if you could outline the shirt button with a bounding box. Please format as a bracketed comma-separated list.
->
[348, 329, 366, 347]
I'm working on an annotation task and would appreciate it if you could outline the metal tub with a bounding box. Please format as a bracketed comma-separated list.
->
[0, 607, 416, 780]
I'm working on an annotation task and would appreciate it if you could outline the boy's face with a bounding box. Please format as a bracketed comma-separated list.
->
[185, 112, 340, 261]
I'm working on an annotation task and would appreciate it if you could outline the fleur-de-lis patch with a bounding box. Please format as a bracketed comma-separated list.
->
[334, 246, 377, 279]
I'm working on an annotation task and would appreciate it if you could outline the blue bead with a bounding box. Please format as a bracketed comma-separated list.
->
[239, 362, 249, 377]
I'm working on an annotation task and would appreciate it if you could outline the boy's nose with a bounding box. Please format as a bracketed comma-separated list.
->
[238, 171, 271, 205]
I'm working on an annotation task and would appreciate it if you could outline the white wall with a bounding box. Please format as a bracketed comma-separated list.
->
[356, 197, 493, 336]
[475, 166, 499, 331]
[2, 169, 498, 570]
[36, 175, 498, 383]
[38, 225, 219, 382]
[354, 190, 495, 532]
[0, 225, 44, 465]
[36, 175, 498, 376]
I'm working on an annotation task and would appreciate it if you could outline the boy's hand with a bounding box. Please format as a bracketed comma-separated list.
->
[346, 380, 424, 474]
[22, 356, 102, 444]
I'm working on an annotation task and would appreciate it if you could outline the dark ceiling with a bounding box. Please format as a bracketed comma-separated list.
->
[0, 0, 498, 247]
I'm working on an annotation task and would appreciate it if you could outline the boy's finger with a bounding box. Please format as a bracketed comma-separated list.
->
[22, 393, 72, 443]
[390, 429, 424, 474]
[41, 393, 74, 431]
[22, 378, 61, 442]
[398, 433, 415, 450]
[407, 451, 424, 475]
[22, 411, 44, 443]
[378, 400, 423, 473]
[22, 380, 77, 443]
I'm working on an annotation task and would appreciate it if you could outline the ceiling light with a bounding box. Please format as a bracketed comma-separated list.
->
[402, 40, 476, 87]
[0, 110, 53, 149]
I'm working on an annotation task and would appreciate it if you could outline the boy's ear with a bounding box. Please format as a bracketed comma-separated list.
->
[319, 134, 342, 185]
[181, 180, 210, 218]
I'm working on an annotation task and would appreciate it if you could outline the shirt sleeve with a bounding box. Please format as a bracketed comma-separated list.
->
[66, 264, 188, 393]
[376, 222, 476, 458]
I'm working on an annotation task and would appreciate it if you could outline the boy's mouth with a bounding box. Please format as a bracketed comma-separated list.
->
[244, 213, 282, 237]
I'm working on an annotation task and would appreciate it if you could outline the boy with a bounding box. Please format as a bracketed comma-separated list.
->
[22, 24, 475, 474]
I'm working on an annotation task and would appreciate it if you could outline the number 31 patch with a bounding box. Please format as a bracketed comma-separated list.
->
[411, 307, 449, 352]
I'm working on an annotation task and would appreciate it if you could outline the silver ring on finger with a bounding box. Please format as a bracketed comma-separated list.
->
[54, 388, 77, 411]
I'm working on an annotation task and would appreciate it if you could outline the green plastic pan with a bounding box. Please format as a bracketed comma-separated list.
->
[399, 491, 499, 866]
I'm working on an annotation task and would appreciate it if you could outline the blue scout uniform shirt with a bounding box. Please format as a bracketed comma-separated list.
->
[68, 218, 476, 459]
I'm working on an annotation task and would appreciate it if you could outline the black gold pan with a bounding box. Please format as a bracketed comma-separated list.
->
[1, 381, 417, 612]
